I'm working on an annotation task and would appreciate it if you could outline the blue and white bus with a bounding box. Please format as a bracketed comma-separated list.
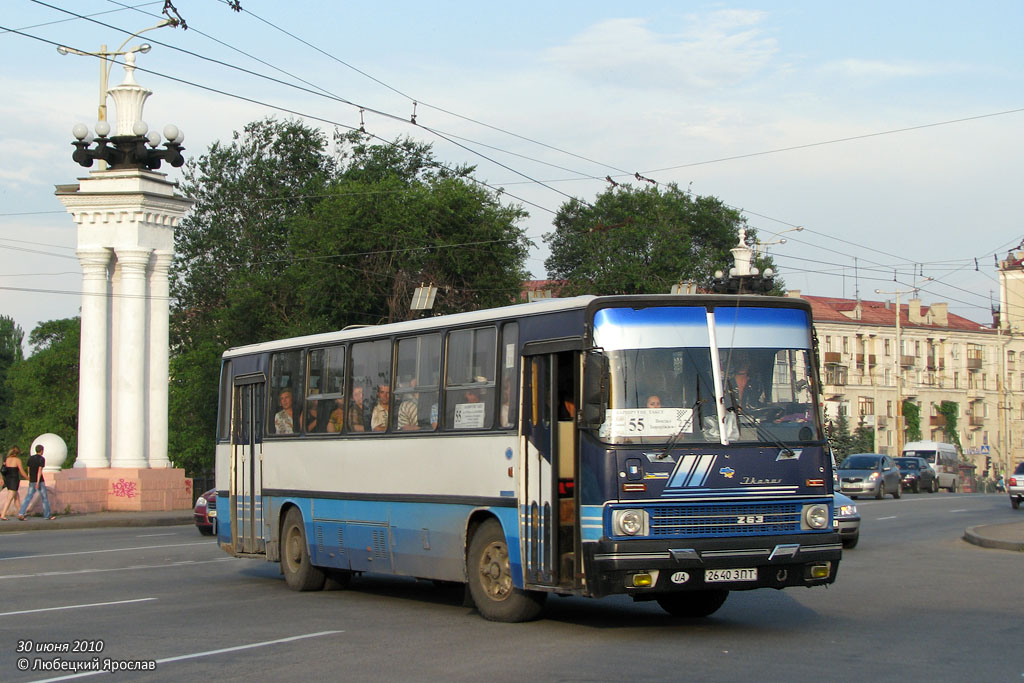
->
[214, 294, 840, 621]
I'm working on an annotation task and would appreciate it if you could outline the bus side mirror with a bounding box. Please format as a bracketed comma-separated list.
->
[580, 350, 608, 429]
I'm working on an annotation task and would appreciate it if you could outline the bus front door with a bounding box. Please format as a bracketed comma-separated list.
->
[232, 378, 265, 555]
[521, 351, 578, 589]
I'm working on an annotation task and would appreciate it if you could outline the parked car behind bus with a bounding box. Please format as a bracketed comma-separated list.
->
[194, 488, 218, 536]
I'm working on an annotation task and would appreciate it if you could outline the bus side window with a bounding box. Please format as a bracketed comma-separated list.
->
[445, 327, 496, 429]
[500, 323, 519, 428]
[350, 339, 391, 433]
[268, 350, 303, 435]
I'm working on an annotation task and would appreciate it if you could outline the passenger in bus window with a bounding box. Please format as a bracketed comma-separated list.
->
[397, 381, 419, 431]
[371, 384, 390, 431]
[305, 391, 322, 433]
[348, 385, 366, 432]
[646, 394, 662, 409]
[274, 388, 296, 434]
[327, 398, 345, 433]
[500, 382, 513, 428]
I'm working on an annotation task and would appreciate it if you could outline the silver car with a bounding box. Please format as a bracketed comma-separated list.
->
[833, 492, 860, 549]
[838, 453, 902, 500]
[1009, 462, 1024, 510]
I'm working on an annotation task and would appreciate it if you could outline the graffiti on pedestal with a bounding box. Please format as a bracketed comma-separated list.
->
[112, 478, 138, 498]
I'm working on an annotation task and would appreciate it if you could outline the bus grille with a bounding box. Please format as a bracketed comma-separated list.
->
[648, 501, 802, 537]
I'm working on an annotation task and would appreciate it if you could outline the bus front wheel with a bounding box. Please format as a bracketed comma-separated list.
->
[467, 519, 546, 622]
[656, 590, 729, 618]
[281, 507, 326, 591]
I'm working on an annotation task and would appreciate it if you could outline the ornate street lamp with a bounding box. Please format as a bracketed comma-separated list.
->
[710, 228, 778, 294]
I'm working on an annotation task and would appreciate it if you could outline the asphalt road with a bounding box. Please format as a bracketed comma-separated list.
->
[0, 493, 1020, 682]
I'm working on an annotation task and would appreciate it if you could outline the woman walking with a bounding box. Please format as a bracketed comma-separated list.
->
[1, 446, 28, 520]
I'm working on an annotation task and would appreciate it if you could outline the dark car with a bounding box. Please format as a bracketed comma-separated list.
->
[894, 456, 939, 493]
[194, 488, 218, 536]
[838, 453, 902, 500]
[833, 492, 860, 549]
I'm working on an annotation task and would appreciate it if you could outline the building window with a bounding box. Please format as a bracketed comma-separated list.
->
[842, 336, 849, 353]
[884, 339, 891, 355]
[886, 400, 893, 417]
[858, 396, 874, 416]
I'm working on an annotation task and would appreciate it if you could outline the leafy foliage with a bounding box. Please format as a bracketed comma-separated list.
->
[850, 418, 875, 454]
[2, 318, 79, 465]
[543, 183, 780, 294]
[0, 315, 24, 446]
[168, 119, 531, 475]
[903, 400, 921, 443]
[937, 400, 962, 452]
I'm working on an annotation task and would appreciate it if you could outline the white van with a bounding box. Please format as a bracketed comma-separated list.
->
[902, 441, 960, 492]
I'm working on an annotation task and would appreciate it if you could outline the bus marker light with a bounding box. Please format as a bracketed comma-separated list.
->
[806, 562, 831, 580]
[508, 467, 513, 478]
[632, 573, 654, 587]
[622, 483, 646, 492]
[806, 479, 825, 487]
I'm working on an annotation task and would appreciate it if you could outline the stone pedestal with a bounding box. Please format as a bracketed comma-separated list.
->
[23, 468, 194, 516]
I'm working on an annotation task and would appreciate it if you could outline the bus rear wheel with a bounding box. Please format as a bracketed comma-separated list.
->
[467, 519, 545, 622]
[281, 507, 326, 591]
[656, 590, 729, 618]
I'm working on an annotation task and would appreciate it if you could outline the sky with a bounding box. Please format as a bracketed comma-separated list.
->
[1, 0, 1022, 351]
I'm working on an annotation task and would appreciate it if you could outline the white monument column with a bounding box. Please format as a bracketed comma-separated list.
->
[111, 247, 152, 468]
[147, 250, 173, 468]
[75, 247, 113, 467]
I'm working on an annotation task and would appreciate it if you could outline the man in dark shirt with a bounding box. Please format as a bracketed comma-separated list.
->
[18, 444, 54, 520]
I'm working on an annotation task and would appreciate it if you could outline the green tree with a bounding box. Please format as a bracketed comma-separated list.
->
[827, 410, 855, 459]
[903, 400, 921, 442]
[543, 183, 780, 294]
[3, 318, 79, 465]
[168, 121, 530, 475]
[0, 315, 25, 446]
[850, 418, 875, 454]
[937, 400, 962, 452]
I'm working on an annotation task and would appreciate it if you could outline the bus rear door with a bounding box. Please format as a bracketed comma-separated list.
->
[232, 375, 265, 555]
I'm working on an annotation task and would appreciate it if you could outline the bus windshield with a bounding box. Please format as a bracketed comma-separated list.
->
[593, 304, 821, 446]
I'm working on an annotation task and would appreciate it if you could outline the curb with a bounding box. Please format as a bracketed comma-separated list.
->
[0, 514, 192, 533]
[963, 525, 1024, 552]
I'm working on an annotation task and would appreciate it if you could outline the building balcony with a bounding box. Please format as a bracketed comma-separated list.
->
[968, 415, 985, 428]
[966, 387, 985, 399]
[823, 351, 843, 365]
[899, 354, 916, 368]
[966, 357, 982, 370]
[930, 414, 947, 427]
[856, 353, 877, 368]
[875, 415, 888, 428]
[926, 358, 945, 371]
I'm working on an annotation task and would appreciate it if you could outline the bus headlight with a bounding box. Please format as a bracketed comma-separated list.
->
[803, 504, 829, 530]
[613, 509, 648, 536]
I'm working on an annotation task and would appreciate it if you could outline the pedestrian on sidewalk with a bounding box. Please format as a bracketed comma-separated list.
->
[1, 446, 28, 520]
[18, 444, 55, 520]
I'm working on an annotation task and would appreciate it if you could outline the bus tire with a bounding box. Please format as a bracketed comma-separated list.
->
[656, 590, 729, 618]
[281, 507, 326, 591]
[467, 519, 545, 622]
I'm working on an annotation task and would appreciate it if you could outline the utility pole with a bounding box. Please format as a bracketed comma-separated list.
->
[877, 288, 913, 455]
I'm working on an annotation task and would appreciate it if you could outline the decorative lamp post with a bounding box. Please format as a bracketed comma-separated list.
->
[710, 228, 778, 294]
[69, 52, 186, 171]
[57, 19, 174, 170]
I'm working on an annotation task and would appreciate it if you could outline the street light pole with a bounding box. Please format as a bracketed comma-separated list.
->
[877, 287, 913, 455]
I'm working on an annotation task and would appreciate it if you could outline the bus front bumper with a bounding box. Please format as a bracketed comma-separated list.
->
[582, 532, 842, 598]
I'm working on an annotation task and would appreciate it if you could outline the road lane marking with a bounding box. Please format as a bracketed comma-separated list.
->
[877, 515, 897, 520]
[30, 631, 343, 682]
[950, 509, 968, 513]
[135, 532, 178, 537]
[0, 597, 155, 618]
[0, 541, 211, 562]
[0, 557, 233, 581]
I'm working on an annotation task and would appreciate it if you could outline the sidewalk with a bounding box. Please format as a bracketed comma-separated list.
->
[963, 521, 1024, 552]
[0, 509, 192, 533]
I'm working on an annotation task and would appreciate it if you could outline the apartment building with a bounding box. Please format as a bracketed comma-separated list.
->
[791, 290, 1023, 477]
